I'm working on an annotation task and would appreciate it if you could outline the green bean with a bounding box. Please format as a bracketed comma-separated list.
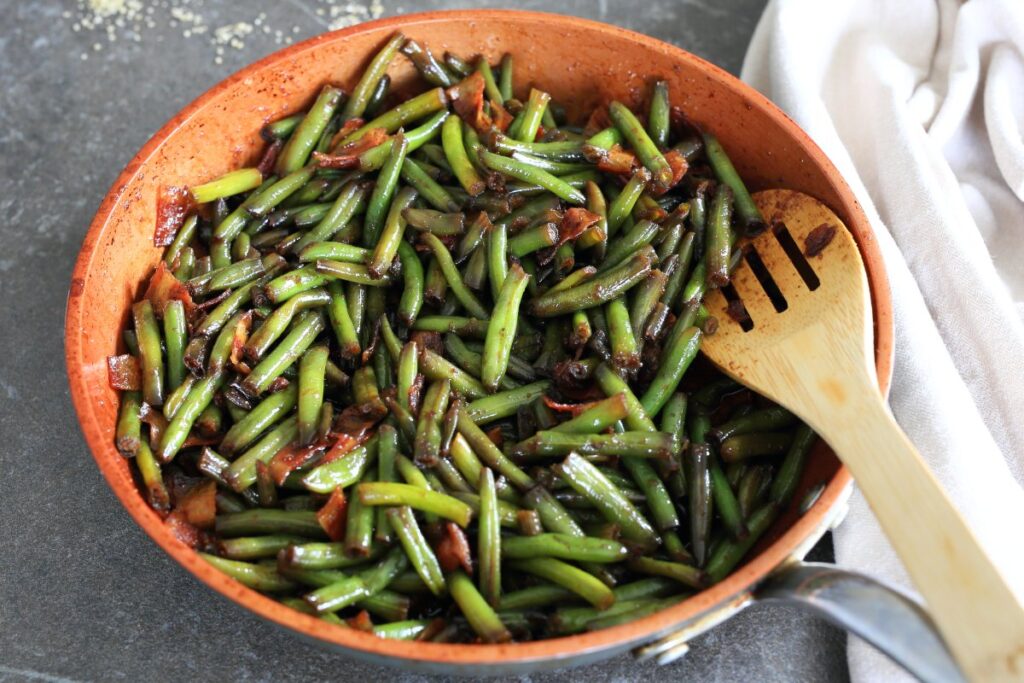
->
[115, 391, 142, 457]
[689, 416, 713, 567]
[605, 297, 640, 370]
[155, 373, 223, 463]
[358, 110, 449, 172]
[531, 244, 655, 316]
[480, 263, 530, 392]
[216, 509, 326, 538]
[363, 133, 409, 246]
[702, 132, 764, 234]
[419, 349, 487, 400]
[401, 158, 459, 212]
[608, 101, 672, 188]
[401, 38, 455, 86]
[628, 270, 668, 338]
[489, 133, 585, 161]
[606, 171, 649, 237]
[135, 437, 170, 510]
[403, 208, 464, 236]
[720, 432, 793, 462]
[301, 440, 376, 494]
[341, 88, 448, 147]
[297, 241, 370, 264]
[395, 341, 419, 413]
[247, 166, 318, 219]
[392, 240, 424, 327]
[661, 233, 696, 309]
[456, 407, 534, 490]
[164, 215, 198, 268]
[373, 620, 431, 640]
[420, 233, 489, 319]
[387, 505, 445, 595]
[278, 86, 344, 174]
[507, 557, 614, 609]
[621, 454, 679, 533]
[548, 394, 628, 435]
[359, 482, 473, 527]
[368, 187, 417, 279]
[556, 453, 660, 551]
[423, 257, 447, 306]
[296, 345, 328, 445]
[282, 543, 384, 571]
[647, 81, 670, 149]
[737, 464, 772, 518]
[602, 218, 661, 272]
[498, 53, 514, 101]
[157, 302, 187, 394]
[240, 311, 324, 397]
[319, 282, 357, 359]
[464, 381, 550, 425]
[640, 326, 701, 416]
[514, 431, 676, 460]
[770, 424, 816, 506]
[342, 33, 404, 120]
[442, 114, 485, 196]
[712, 406, 797, 443]
[223, 416, 298, 491]
[480, 151, 584, 205]
[515, 88, 551, 143]
[706, 503, 779, 583]
[201, 553, 296, 592]
[304, 574, 369, 613]
[172, 246, 195, 280]
[462, 247, 489, 294]
[508, 222, 558, 258]
[414, 379, 451, 465]
[197, 403, 224, 436]
[473, 57, 501, 104]
[346, 282, 367, 340]
[313, 259, 388, 287]
[448, 569, 511, 643]
[705, 183, 734, 289]
[218, 535, 306, 560]
[132, 301, 164, 406]
[499, 584, 575, 611]
[478, 467, 501, 607]
[263, 265, 328, 305]
[502, 534, 627, 563]
[710, 454, 748, 539]
[345, 477, 376, 558]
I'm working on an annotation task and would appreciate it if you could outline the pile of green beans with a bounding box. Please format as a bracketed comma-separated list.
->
[110, 33, 814, 643]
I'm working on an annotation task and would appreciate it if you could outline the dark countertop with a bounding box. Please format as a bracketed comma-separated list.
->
[0, 1, 847, 680]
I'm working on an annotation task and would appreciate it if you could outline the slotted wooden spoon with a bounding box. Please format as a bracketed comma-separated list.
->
[702, 189, 1024, 682]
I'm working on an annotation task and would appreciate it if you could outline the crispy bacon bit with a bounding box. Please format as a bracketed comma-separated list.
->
[177, 479, 217, 529]
[726, 299, 747, 323]
[447, 72, 490, 132]
[269, 440, 326, 485]
[139, 402, 169, 446]
[316, 487, 349, 541]
[257, 138, 284, 176]
[542, 395, 603, 417]
[107, 354, 141, 390]
[329, 405, 385, 448]
[405, 373, 425, 415]
[314, 128, 390, 169]
[489, 99, 513, 132]
[144, 261, 197, 319]
[329, 118, 366, 149]
[804, 223, 837, 257]
[551, 360, 606, 401]
[410, 330, 443, 357]
[230, 312, 253, 374]
[558, 208, 601, 246]
[166, 509, 206, 547]
[596, 145, 640, 176]
[155, 185, 195, 247]
[584, 104, 612, 136]
[485, 426, 504, 449]
[649, 149, 689, 196]
[435, 522, 473, 574]
[267, 376, 291, 394]
[346, 610, 374, 632]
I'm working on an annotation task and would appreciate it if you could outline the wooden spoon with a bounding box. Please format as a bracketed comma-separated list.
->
[702, 189, 1024, 682]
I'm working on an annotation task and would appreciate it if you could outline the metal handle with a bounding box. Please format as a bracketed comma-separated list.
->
[756, 562, 964, 683]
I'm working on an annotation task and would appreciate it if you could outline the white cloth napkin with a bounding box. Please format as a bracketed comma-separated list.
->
[741, 0, 1024, 680]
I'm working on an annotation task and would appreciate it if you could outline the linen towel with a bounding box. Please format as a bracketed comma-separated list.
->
[741, 0, 1024, 679]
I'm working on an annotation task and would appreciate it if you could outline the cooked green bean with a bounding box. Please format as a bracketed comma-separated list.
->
[115, 36, 817, 644]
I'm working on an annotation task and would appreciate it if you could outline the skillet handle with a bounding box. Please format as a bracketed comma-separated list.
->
[755, 562, 964, 683]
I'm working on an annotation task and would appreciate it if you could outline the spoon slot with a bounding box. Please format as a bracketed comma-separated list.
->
[742, 245, 788, 313]
[720, 283, 754, 332]
[772, 222, 821, 291]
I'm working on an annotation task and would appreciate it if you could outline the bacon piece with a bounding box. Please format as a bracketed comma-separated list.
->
[107, 354, 141, 390]
[316, 487, 349, 541]
[268, 440, 326, 485]
[435, 522, 473, 574]
[154, 185, 195, 247]
[177, 479, 217, 529]
[558, 208, 602, 246]
[447, 72, 490, 132]
[313, 128, 390, 169]
[144, 261, 196, 318]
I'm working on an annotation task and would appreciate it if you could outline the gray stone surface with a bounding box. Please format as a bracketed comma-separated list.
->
[0, 1, 848, 681]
